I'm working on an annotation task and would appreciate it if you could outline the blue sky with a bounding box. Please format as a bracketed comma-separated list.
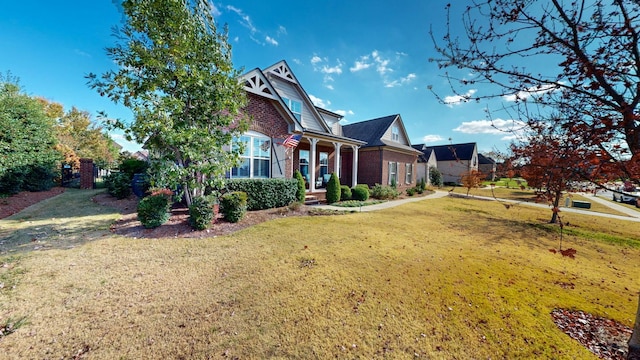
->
[0, 1, 526, 154]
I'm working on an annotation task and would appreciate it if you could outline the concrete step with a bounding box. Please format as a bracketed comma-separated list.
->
[304, 195, 319, 205]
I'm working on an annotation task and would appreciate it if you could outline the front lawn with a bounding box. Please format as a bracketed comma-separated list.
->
[0, 190, 638, 359]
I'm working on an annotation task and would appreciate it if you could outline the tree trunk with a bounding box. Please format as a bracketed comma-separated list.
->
[550, 191, 562, 224]
[629, 294, 640, 360]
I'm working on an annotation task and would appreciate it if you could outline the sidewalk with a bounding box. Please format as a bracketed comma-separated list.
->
[313, 190, 640, 222]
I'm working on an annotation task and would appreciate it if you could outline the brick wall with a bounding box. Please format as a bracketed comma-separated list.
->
[382, 150, 418, 190]
[79, 158, 94, 189]
[357, 148, 383, 187]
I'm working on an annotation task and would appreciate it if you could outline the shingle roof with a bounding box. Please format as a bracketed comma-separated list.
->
[342, 114, 398, 147]
[478, 153, 495, 165]
[413, 142, 477, 162]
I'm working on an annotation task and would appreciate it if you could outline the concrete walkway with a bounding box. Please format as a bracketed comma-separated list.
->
[313, 190, 640, 222]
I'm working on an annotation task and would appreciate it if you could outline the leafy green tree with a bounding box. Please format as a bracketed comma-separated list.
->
[0, 76, 60, 194]
[294, 170, 305, 203]
[429, 166, 443, 187]
[87, 0, 249, 206]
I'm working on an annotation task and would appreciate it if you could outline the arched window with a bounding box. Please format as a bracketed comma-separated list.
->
[231, 131, 271, 178]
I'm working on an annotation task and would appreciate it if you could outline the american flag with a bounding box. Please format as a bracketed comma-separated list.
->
[282, 134, 302, 148]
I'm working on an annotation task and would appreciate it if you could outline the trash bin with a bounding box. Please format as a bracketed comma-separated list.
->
[131, 173, 148, 198]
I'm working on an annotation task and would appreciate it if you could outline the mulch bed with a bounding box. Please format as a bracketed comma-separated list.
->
[0, 187, 66, 219]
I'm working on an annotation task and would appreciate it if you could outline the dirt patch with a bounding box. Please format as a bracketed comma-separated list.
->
[92, 192, 333, 239]
[0, 187, 66, 219]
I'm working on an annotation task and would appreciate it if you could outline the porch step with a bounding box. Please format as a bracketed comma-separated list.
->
[304, 195, 320, 205]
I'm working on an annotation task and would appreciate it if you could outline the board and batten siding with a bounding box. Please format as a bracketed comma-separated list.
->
[270, 77, 324, 132]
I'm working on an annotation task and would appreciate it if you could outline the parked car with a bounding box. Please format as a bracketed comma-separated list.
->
[612, 184, 640, 205]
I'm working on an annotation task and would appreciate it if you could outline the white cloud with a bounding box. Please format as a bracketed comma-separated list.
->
[350, 55, 372, 72]
[422, 135, 445, 143]
[311, 55, 323, 65]
[308, 94, 331, 108]
[292, 58, 302, 65]
[453, 118, 527, 140]
[334, 109, 354, 116]
[385, 73, 416, 88]
[503, 83, 560, 102]
[277, 25, 287, 36]
[74, 49, 91, 58]
[226, 6, 257, 34]
[443, 89, 477, 107]
[325, 84, 334, 90]
[210, 3, 221, 17]
[372, 51, 392, 75]
[265, 36, 278, 46]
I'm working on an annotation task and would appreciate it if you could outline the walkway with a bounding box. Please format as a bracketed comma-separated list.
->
[314, 190, 640, 222]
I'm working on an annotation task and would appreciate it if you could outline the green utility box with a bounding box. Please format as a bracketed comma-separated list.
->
[572, 200, 591, 209]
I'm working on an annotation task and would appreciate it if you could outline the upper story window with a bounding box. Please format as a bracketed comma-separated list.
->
[282, 97, 302, 121]
[392, 126, 400, 142]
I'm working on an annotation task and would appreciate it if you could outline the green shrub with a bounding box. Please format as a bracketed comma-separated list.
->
[419, 177, 426, 192]
[188, 196, 216, 230]
[22, 164, 57, 191]
[325, 173, 340, 204]
[137, 193, 171, 228]
[225, 179, 297, 210]
[429, 166, 443, 187]
[118, 158, 148, 180]
[370, 183, 400, 200]
[220, 191, 247, 223]
[340, 185, 352, 201]
[0, 167, 27, 195]
[104, 172, 132, 199]
[294, 170, 305, 203]
[390, 178, 397, 189]
[351, 184, 370, 201]
[406, 187, 416, 196]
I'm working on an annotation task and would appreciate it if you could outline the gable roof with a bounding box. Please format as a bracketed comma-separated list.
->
[411, 144, 434, 163]
[342, 115, 397, 147]
[413, 142, 477, 162]
[478, 153, 496, 165]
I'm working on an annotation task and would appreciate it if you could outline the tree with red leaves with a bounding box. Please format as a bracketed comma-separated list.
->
[431, 0, 640, 184]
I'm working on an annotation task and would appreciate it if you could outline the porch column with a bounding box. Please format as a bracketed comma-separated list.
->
[351, 145, 359, 188]
[309, 138, 318, 192]
[332, 142, 342, 179]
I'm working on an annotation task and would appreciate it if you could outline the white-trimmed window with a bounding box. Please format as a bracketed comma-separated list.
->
[231, 131, 270, 178]
[392, 126, 400, 142]
[405, 163, 413, 184]
[282, 97, 302, 121]
[388, 161, 398, 185]
[299, 149, 310, 183]
[319, 152, 329, 187]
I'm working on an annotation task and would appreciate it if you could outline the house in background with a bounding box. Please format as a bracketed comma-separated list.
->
[478, 153, 497, 181]
[237, 60, 366, 198]
[411, 145, 437, 185]
[341, 115, 422, 190]
[413, 142, 478, 184]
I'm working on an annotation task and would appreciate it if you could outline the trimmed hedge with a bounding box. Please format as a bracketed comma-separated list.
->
[326, 173, 340, 204]
[371, 183, 400, 200]
[225, 178, 297, 210]
[137, 194, 171, 228]
[351, 184, 370, 201]
[294, 170, 305, 203]
[340, 185, 352, 201]
[188, 196, 216, 230]
[220, 191, 247, 223]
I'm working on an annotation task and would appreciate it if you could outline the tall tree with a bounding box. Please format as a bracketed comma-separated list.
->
[87, 0, 249, 206]
[431, 0, 640, 182]
[0, 76, 60, 193]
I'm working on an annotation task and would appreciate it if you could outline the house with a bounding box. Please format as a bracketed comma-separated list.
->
[413, 142, 478, 184]
[411, 145, 437, 185]
[341, 115, 422, 190]
[237, 60, 366, 197]
[478, 153, 497, 181]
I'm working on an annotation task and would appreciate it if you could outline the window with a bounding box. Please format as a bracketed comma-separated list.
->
[391, 126, 399, 142]
[230, 132, 271, 178]
[299, 150, 309, 184]
[405, 163, 413, 184]
[282, 97, 302, 121]
[319, 152, 328, 187]
[388, 161, 398, 186]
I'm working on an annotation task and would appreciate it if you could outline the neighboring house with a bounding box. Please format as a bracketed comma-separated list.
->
[411, 145, 437, 185]
[478, 153, 497, 181]
[237, 60, 366, 196]
[413, 142, 478, 184]
[342, 115, 422, 190]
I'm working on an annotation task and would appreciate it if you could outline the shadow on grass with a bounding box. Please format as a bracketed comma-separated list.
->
[0, 189, 121, 255]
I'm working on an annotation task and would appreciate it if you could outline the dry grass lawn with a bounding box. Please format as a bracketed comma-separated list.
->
[0, 190, 639, 359]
